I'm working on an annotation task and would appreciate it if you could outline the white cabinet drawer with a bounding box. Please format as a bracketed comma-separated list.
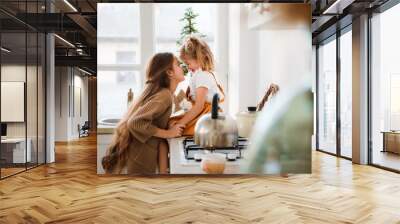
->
[97, 134, 113, 145]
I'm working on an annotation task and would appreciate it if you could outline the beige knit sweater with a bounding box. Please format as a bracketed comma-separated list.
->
[123, 88, 173, 174]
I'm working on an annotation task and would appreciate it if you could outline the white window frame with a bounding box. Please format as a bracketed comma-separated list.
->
[98, 3, 228, 109]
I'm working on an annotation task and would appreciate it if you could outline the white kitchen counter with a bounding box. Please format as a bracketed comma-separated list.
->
[97, 125, 116, 134]
[168, 137, 246, 174]
[97, 130, 247, 174]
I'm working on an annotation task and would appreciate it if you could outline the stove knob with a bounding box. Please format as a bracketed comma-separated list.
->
[227, 153, 237, 161]
[194, 153, 202, 162]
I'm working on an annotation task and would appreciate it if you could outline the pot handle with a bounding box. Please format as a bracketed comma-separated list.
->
[211, 93, 219, 119]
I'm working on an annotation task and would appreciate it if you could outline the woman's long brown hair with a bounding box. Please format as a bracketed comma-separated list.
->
[102, 52, 175, 173]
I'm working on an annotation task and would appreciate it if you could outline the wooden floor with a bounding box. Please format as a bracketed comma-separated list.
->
[373, 150, 400, 171]
[1, 167, 26, 178]
[1, 135, 400, 223]
[1, 163, 44, 178]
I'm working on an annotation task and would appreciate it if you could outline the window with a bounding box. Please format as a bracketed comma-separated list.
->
[317, 37, 337, 154]
[97, 3, 220, 121]
[97, 71, 141, 121]
[390, 74, 400, 130]
[98, 4, 140, 65]
[317, 29, 352, 158]
[371, 3, 400, 171]
[0, 1, 46, 179]
[340, 29, 352, 158]
[97, 4, 142, 122]
[154, 4, 216, 54]
[116, 51, 137, 65]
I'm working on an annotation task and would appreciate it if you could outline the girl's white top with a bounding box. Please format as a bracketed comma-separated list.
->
[188, 69, 220, 103]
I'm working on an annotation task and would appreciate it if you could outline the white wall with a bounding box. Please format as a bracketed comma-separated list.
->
[55, 67, 89, 141]
[1, 67, 26, 138]
[227, 4, 311, 116]
[239, 5, 260, 110]
[256, 3, 312, 100]
[55, 67, 68, 141]
[72, 73, 89, 138]
[228, 4, 260, 116]
[1, 65, 41, 137]
[258, 28, 311, 98]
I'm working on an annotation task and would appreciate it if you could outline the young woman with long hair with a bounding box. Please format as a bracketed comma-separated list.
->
[102, 52, 185, 174]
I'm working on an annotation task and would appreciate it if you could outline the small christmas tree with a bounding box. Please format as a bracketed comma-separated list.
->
[177, 8, 206, 75]
[177, 7, 206, 46]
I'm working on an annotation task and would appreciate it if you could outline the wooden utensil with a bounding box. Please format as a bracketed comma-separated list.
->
[257, 83, 279, 111]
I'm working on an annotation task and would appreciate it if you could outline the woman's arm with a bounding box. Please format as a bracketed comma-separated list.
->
[127, 91, 179, 142]
[154, 124, 185, 139]
[176, 87, 208, 126]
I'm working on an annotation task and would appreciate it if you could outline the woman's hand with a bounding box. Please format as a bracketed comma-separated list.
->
[154, 124, 185, 139]
[167, 123, 185, 138]
[168, 120, 178, 129]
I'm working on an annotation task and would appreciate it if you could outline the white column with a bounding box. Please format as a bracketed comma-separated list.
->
[228, 4, 240, 116]
[46, 33, 55, 163]
[238, 5, 259, 112]
[227, 4, 260, 116]
[216, 3, 229, 113]
[139, 3, 155, 82]
[352, 14, 369, 164]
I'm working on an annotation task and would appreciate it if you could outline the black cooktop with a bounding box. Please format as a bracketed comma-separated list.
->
[182, 137, 249, 161]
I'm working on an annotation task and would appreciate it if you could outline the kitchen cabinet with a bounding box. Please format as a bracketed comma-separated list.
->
[97, 130, 114, 174]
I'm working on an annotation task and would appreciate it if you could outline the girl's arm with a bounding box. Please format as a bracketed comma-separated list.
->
[176, 87, 208, 126]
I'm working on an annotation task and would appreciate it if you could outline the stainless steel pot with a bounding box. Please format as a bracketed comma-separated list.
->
[194, 94, 238, 148]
